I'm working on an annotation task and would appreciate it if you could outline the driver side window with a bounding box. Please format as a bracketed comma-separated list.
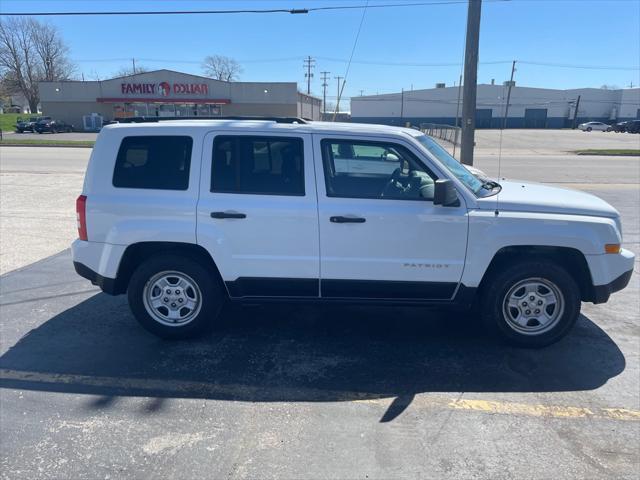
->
[321, 139, 437, 201]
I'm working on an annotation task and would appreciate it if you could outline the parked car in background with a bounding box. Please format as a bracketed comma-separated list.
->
[625, 120, 640, 134]
[34, 119, 73, 134]
[611, 121, 630, 133]
[15, 116, 51, 133]
[578, 121, 610, 132]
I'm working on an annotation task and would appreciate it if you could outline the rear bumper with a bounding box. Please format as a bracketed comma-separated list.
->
[71, 239, 126, 295]
[592, 269, 634, 304]
[74, 261, 118, 295]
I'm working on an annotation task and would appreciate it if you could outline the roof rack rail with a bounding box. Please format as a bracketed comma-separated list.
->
[114, 116, 308, 124]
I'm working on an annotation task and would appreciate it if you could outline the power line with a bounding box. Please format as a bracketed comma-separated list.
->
[0, 0, 511, 16]
[318, 56, 517, 66]
[75, 56, 638, 71]
[518, 60, 639, 71]
[333, 0, 369, 120]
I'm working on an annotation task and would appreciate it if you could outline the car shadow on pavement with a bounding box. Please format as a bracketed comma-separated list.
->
[0, 292, 626, 422]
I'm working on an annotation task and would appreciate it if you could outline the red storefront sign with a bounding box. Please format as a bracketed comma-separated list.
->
[120, 82, 209, 96]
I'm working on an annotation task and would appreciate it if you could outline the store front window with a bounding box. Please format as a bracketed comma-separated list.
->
[158, 104, 176, 117]
[110, 103, 222, 119]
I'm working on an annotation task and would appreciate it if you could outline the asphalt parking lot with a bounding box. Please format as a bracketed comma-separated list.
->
[0, 131, 639, 478]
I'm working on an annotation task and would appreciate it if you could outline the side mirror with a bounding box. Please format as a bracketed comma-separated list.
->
[433, 179, 460, 207]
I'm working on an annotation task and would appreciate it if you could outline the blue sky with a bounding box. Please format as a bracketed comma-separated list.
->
[2, 0, 639, 102]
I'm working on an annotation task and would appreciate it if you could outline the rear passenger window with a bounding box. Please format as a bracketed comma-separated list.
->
[211, 136, 304, 196]
[113, 136, 193, 190]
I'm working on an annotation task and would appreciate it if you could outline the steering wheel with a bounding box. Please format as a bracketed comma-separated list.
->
[380, 168, 406, 198]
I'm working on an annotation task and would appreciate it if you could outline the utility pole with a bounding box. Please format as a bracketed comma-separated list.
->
[460, 0, 482, 166]
[304, 56, 315, 95]
[453, 73, 463, 158]
[334, 76, 344, 117]
[502, 60, 516, 130]
[132, 58, 136, 75]
[359, 89, 364, 96]
[572, 95, 581, 129]
[320, 71, 330, 115]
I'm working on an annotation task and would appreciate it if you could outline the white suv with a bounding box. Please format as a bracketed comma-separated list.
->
[72, 118, 634, 347]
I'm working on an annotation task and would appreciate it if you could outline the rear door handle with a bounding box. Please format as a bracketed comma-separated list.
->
[330, 216, 366, 223]
[211, 211, 246, 219]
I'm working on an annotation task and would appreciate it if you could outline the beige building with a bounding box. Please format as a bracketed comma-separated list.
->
[39, 69, 322, 130]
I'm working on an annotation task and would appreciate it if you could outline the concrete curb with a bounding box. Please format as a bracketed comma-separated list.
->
[574, 152, 640, 157]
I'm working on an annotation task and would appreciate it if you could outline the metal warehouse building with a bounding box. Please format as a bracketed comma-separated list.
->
[351, 83, 640, 128]
[39, 69, 322, 130]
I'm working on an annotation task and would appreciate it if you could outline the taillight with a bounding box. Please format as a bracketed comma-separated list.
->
[76, 195, 88, 240]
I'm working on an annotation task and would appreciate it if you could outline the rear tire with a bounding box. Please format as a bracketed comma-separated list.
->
[128, 254, 225, 339]
[481, 260, 581, 348]
[586, 127, 592, 132]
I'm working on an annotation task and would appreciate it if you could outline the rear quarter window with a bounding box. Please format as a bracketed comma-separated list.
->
[112, 136, 193, 190]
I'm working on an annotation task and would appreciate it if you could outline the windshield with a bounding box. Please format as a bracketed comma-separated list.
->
[413, 134, 485, 195]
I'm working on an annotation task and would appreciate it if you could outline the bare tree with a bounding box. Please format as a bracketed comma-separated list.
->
[202, 55, 242, 81]
[0, 18, 74, 113]
[31, 21, 74, 82]
[113, 64, 149, 78]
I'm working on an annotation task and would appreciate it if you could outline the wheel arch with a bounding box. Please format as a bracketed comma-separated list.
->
[113, 241, 226, 296]
[478, 245, 595, 302]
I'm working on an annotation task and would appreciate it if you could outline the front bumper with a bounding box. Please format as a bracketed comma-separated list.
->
[592, 269, 634, 304]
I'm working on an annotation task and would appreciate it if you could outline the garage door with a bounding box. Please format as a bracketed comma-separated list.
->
[524, 109, 548, 128]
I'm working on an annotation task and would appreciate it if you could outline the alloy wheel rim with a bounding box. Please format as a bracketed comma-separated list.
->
[142, 271, 202, 327]
[502, 277, 565, 336]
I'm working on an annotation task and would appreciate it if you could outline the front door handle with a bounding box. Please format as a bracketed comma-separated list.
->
[330, 216, 366, 223]
[211, 211, 246, 219]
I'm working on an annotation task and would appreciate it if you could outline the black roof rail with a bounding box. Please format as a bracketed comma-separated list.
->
[114, 116, 308, 124]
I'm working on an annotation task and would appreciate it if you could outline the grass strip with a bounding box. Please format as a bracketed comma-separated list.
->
[0, 138, 94, 147]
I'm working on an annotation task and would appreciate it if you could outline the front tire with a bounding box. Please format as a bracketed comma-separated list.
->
[481, 260, 581, 348]
[128, 254, 225, 339]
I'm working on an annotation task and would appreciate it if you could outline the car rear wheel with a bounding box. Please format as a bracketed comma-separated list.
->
[481, 260, 581, 348]
[586, 127, 592, 132]
[128, 254, 225, 339]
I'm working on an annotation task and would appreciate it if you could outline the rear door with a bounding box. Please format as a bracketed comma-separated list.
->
[197, 131, 320, 298]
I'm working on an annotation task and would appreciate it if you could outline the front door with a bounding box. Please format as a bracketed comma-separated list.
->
[197, 132, 319, 298]
[314, 135, 468, 300]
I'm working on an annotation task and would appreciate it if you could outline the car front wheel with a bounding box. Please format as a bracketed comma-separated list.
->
[128, 254, 225, 339]
[481, 260, 581, 348]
